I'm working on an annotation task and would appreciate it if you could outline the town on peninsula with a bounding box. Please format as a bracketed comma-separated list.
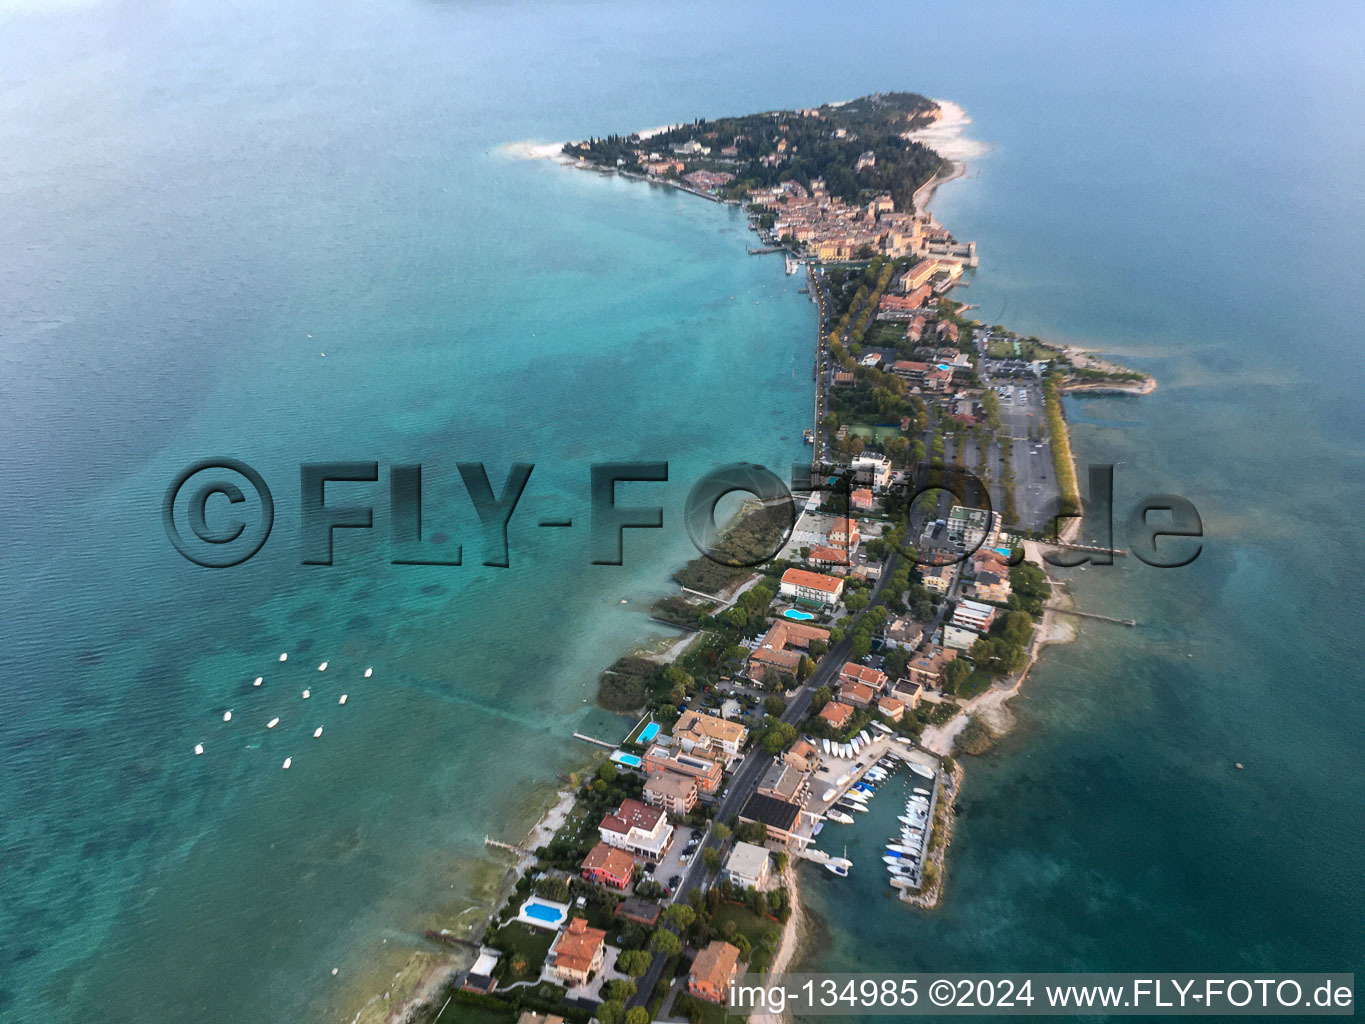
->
[375, 92, 1155, 1024]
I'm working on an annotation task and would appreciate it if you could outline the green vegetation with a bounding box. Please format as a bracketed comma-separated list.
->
[487, 921, 554, 984]
[1042, 368, 1080, 517]
[955, 715, 999, 756]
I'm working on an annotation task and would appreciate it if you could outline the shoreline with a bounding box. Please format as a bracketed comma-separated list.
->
[358, 94, 1143, 1023]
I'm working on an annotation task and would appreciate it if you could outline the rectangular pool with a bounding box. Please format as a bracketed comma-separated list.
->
[611, 751, 643, 768]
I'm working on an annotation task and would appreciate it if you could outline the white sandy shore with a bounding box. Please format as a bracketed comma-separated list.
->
[906, 99, 990, 163]
[747, 863, 806, 1024]
[500, 139, 573, 162]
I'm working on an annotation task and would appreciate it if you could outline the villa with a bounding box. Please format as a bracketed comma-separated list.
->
[673, 709, 748, 766]
[851, 487, 876, 511]
[818, 701, 854, 730]
[839, 661, 888, 692]
[952, 598, 998, 633]
[598, 798, 674, 861]
[827, 518, 860, 555]
[806, 543, 852, 568]
[837, 680, 876, 708]
[688, 940, 742, 1004]
[580, 841, 634, 891]
[905, 645, 958, 689]
[784, 737, 820, 772]
[546, 918, 606, 987]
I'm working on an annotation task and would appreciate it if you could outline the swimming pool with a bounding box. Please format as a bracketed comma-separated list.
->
[611, 751, 643, 768]
[995, 546, 1011, 556]
[517, 897, 569, 930]
[637, 722, 660, 743]
[783, 609, 815, 621]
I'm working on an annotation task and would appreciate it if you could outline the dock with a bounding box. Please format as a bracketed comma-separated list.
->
[1046, 541, 1129, 557]
[483, 836, 532, 857]
[572, 732, 617, 748]
[1045, 604, 1137, 627]
[747, 246, 785, 255]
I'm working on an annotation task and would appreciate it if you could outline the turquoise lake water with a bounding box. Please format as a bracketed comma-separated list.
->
[1, 1, 1362, 1021]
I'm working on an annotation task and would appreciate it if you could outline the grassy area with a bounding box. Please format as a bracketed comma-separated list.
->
[848, 423, 904, 443]
[956, 670, 996, 699]
[986, 337, 1056, 360]
[711, 902, 782, 973]
[489, 921, 555, 984]
[435, 1003, 516, 1024]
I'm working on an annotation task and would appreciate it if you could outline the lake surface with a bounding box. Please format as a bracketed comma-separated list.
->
[0, 1, 1361, 1021]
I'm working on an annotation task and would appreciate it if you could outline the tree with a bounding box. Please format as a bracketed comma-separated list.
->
[732, 933, 753, 960]
[797, 655, 816, 681]
[702, 847, 722, 873]
[764, 695, 787, 717]
[759, 720, 797, 754]
[597, 1001, 626, 1024]
[663, 904, 696, 930]
[809, 639, 829, 658]
[941, 657, 972, 694]
[603, 979, 637, 1002]
[625, 1009, 650, 1024]
[596, 761, 618, 784]
[616, 949, 651, 977]
[774, 851, 789, 872]
[711, 822, 731, 842]
[812, 686, 832, 711]
[650, 929, 682, 956]
[844, 591, 869, 614]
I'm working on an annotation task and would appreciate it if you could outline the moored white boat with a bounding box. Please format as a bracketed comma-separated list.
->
[826, 809, 854, 824]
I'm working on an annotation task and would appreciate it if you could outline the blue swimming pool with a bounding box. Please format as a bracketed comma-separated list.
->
[784, 609, 815, 621]
[638, 722, 660, 743]
[518, 897, 569, 929]
[611, 751, 643, 767]
[995, 546, 1011, 556]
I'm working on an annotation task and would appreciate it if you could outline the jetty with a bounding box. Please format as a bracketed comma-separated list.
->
[1045, 604, 1136, 627]
[747, 246, 785, 255]
[483, 836, 532, 856]
[571, 731, 617, 748]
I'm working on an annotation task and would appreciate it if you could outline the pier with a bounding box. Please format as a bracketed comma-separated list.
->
[747, 246, 785, 254]
[1045, 604, 1137, 627]
[571, 731, 618, 748]
[1045, 541, 1129, 557]
[483, 836, 532, 857]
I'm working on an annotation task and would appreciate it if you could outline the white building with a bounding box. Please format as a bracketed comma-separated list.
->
[946, 506, 998, 550]
[598, 798, 674, 861]
[942, 623, 982, 651]
[779, 568, 844, 608]
[951, 599, 997, 633]
[723, 842, 772, 890]
[851, 453, 893, 492]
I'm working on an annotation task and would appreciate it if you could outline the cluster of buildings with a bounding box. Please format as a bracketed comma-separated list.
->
[746, 179, 977, 264]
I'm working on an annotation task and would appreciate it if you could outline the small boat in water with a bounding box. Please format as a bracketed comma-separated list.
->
[253, 676, 263, 687]
[826, 809, 854, 824]
[825, 846, 852, 877]
[887, 843, 919, 856]
[279, 653, 288, 662]
[282, 757, 292, 769]
[267, 717, 279, 729]
[302, 689, 310, 699]
[890, 876, 915, 890]
[803, 429, 814, 444]
[222, 710, 232, 722]
[853, 782, 875, 794]
[194, 743, 204, 755]
[338, 694, 348, 705]
[908, 763, 935, 780]
[364, 667, 373, 678]
[913, 786, 931, 796]
[318, 661, 328, 672]
[843, 789, 869, 803]
[313, 727, 323, 738]
[837, 800, 868, 814]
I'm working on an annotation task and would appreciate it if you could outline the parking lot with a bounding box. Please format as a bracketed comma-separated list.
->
[647, 823, 708, 901]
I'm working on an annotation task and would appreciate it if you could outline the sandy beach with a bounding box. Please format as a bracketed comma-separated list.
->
[747, 863, 807, 1024]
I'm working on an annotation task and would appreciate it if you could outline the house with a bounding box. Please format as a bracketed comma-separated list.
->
[897, 260, 941, 293]
[547, 918, 606, 986]
[642, 771, 698, 816]
[971, 569, 1011, 603]
[952, 599, 997, 633]
[851, 487, 876, 512]
[905, 645, 958, 689]
[920, 562, 954, 595]
[756, 760, 810, 804]
[833, 370, 855, 387]
[818, 701, 854, 731]
[723, 842, 771, 890]
[779, 567, 844, 609]
[615, 897, 662, 928]
[738, 793, 808, 849]
[784, 737, 820, 772]
[850, 453, 892, 491]
[642, 744, 723, 794]
[839, 661, 888, 692]
[674, 710, 748, 765]
[746, 619, 830, 682]
[837, 680, 876, 708]
[827, 518, 861, 554]
[883, 615, 923, 650]
[807, 544, 852, 569]
[876, 696, 906, 722]
[580, 841, 634, 890]
[463, 947, 502, 994]
[688, 940, 742, 1004]
[598, 798, 674, 860]
[892, 679, 925, 707]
